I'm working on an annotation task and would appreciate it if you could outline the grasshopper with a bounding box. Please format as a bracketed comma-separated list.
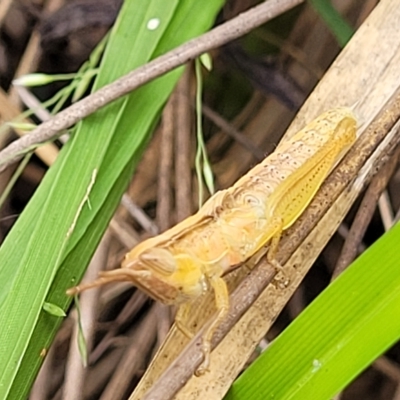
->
[67, 107, 357, 374]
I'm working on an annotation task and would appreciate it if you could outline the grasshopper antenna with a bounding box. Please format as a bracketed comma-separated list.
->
[66, 269, 134, 295]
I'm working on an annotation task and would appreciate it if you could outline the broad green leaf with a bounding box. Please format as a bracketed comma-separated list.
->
[226, 222, 400, 399]
[0, 1, 224, 398]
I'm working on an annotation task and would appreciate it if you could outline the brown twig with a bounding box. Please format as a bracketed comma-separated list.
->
[333, 148, 399, 279]
[175, 67, 193, 222]
[0, 0, 304, 171]
[0, 88, 58, 166]
[378, 189, 394, 230]
[154, 95, 176, 346]
[156, 95, 174, 232]
[63, 234, 111, 400]
[99, 304, 158, 400]
[121, 194, 158, 236]
[141, 88, 400, 400]
[89, 291, 148, 364]
[373, 356, 400, 384]
[0, 0, 13, 28]
[202, 104, 265, 161]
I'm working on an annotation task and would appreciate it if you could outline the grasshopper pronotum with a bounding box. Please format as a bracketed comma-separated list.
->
[67, 108, 357, 374]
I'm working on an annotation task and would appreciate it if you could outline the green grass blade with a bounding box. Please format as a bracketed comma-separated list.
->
[309, 0, 354, 46]
[226, 222, 400, 399]
[0, 1, 223, 398]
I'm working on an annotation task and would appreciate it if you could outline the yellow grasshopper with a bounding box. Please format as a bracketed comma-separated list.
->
[67, 107, 357, 374]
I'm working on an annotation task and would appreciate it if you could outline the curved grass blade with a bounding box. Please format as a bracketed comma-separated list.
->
[226, 222, 400, 400]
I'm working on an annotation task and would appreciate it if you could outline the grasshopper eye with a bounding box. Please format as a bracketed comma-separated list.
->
[139, 248, 176, 275]
[243, 193, 261, 206]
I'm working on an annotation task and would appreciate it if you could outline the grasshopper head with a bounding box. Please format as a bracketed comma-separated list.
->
[67, 234, 207, 304]
[121, 246, 207, 305]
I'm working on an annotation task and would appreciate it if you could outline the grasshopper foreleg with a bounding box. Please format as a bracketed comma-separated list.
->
[66, 269, 136, 295]
[175, 303, 195, 339]
[195, 275, 229, 376]
[174, 276, 229, 376]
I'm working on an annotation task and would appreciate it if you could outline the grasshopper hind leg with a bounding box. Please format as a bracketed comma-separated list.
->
[265, 217, 292, 288]
[254, 215, 285, 272]
[266, 219, 284, 272]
